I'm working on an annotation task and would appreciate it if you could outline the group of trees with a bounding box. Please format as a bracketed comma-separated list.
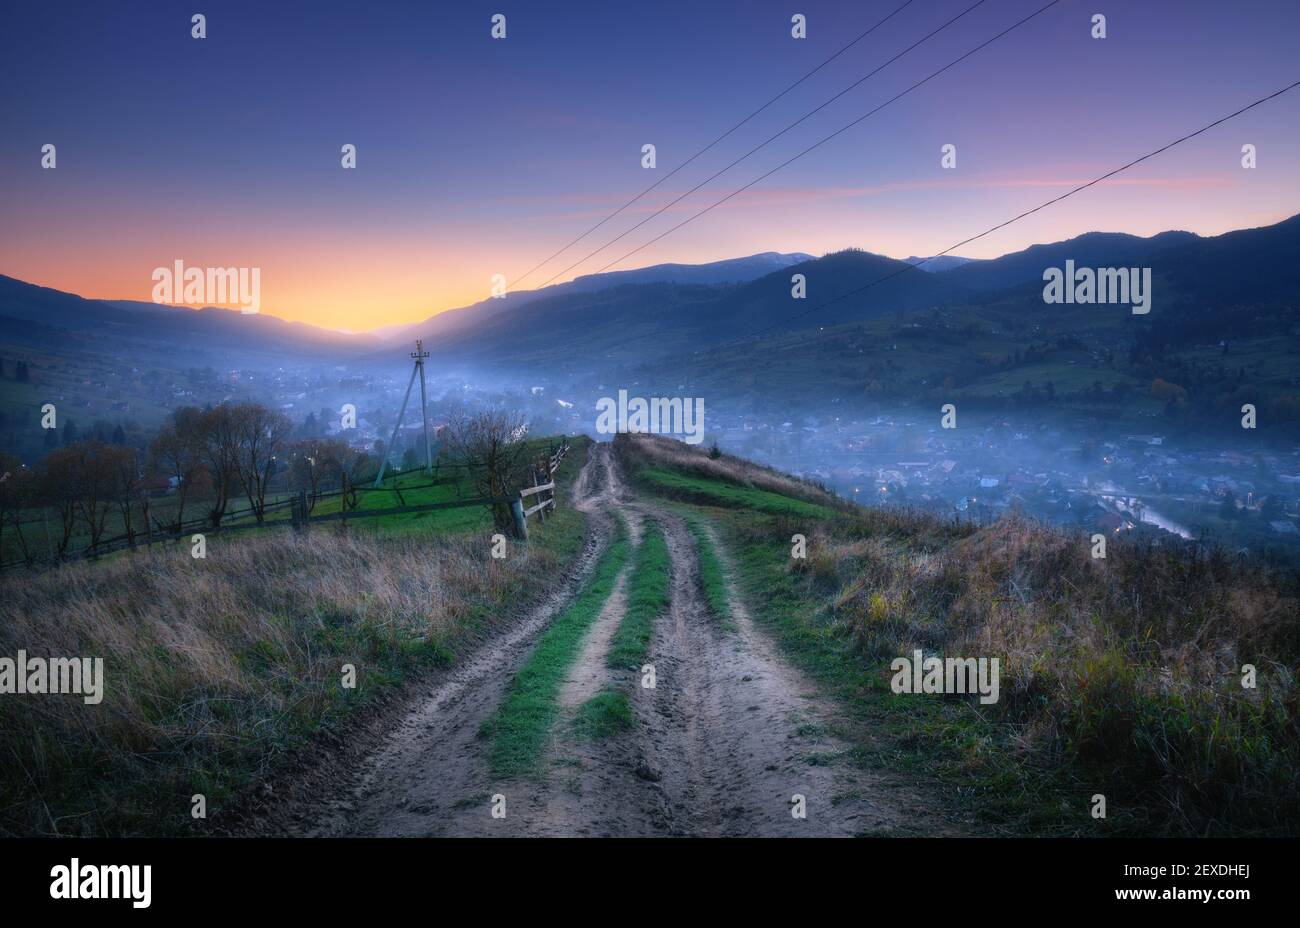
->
[1, 401, 539, 564]
[148, 404, 374, 527]
[1, 442, 145, 558]
[39, 417, 131, 450]
[0, 403, 378, 565]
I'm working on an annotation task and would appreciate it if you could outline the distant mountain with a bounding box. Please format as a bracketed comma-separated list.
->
[397, 214, 1300, 396]
[4, 215, 1298, 382]
[1146, 213, 1300, 307]
[0, 275, 373, 363]
[376, 247, 971, 368]
[904, 255, 973, 272]
[568, 252, 814, 289]
[691, 249, 970, 339]
[945, 229, 1200, 292]
[653, 215, 1300, 410]
[379, 252, 813, 346]
[363, 322, 414, 339]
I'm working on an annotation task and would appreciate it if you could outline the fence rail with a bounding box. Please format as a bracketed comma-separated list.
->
[510, 442, 569, 540]
[1, 442, 574, 572]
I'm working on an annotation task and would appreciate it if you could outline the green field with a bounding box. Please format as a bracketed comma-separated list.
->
[1, 436, 583, 568]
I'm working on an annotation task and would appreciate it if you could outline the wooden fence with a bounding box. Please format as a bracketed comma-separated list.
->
[510, 442, 570, 541]
[1, 444, 574, 572]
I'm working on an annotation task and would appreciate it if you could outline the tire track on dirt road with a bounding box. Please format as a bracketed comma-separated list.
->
[279, 445, 622, 837]
[258, 443, 956, 837]
[672, 516, 961, 836]
[520, 446, 952, 835]
[482, 449, 958, 836]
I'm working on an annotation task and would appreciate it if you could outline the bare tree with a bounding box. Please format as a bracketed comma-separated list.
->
[289, 438, 329, 512]
[0, 453, 33, 564]
[197, 406, 242, 527]
[37, 442, 117, 552]
[444, 411, 531, 531]
[38, 446, 82, 555]
[232, 404, 293, 523]
[317, 439, 367, 512]
[109, 445, 145, 546]
[72, 442, 118, 549]
[149, 406, 204, 528]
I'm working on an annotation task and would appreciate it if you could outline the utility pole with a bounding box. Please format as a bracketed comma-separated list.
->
[415, 339, 432, 476]
[374, 339, 433, 487]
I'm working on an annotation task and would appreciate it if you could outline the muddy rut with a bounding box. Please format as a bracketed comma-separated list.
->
[262, 444, 953, 837]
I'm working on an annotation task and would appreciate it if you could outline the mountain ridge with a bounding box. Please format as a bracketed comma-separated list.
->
[3, 214, 1297, 371]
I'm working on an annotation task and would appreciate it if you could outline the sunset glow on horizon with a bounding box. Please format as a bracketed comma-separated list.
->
[3, 0, 1298, 332]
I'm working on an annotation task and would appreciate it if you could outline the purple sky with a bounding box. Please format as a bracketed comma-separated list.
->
[2, 0, 1297, 329]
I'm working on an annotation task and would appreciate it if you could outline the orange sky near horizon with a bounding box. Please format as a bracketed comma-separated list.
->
[4, 159, 1297, 333]
[6, 187, 1295, 334]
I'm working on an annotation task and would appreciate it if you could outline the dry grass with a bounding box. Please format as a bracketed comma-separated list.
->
[616, 433, 845, 510]
[774, 512, 1300, 834]
[621, 430, 1300, 832]
[0, 522, 576, 836]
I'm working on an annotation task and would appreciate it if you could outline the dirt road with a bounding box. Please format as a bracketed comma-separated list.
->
[258, 444, 953, 837]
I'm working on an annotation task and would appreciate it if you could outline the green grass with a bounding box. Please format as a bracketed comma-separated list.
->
[481, 522, 630, 778]
[711, 509, 1088, 835]
[571, 689, 634, 739]
[639, 467, 837, 520]
[682, 513, 730, 625]
[624, 443, 1184, 835]
[606, 520, 670, 670]
[3, 436, 587, 566]
[706, 502, 1298, 836]
[0, 437, 594, 835]
[627, 442, 1073, 832]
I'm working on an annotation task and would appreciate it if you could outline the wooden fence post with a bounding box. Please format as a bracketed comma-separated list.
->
[511, 495, 528, 541]
[292, 490, 309, 534]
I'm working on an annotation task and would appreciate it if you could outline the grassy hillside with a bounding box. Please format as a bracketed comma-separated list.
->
[0, 436, 553, 567]
[0, 437, 591, 836]
[616, 433, 1300, 836]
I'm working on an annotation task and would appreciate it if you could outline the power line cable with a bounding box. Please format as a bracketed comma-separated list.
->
[727, 76, 1300, 347]
[532, 0, 995, 290]
[505, 0, 921, 290]
[588, 0, 1063, 280]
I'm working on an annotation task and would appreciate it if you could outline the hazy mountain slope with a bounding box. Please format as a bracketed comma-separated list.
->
[693, 249, 972, 339]
[407, 248, 971, 369]
[0, 275, 374, 360]
[905, 255, 973, 272]
[945, 230, 1200, 291]
[422, 282, 725, 368]
[3, 215, 1296, 378]
[1151, 213, 1300, 307]
[379, 252, 813, 349]
[644, 215, 1300, 412]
